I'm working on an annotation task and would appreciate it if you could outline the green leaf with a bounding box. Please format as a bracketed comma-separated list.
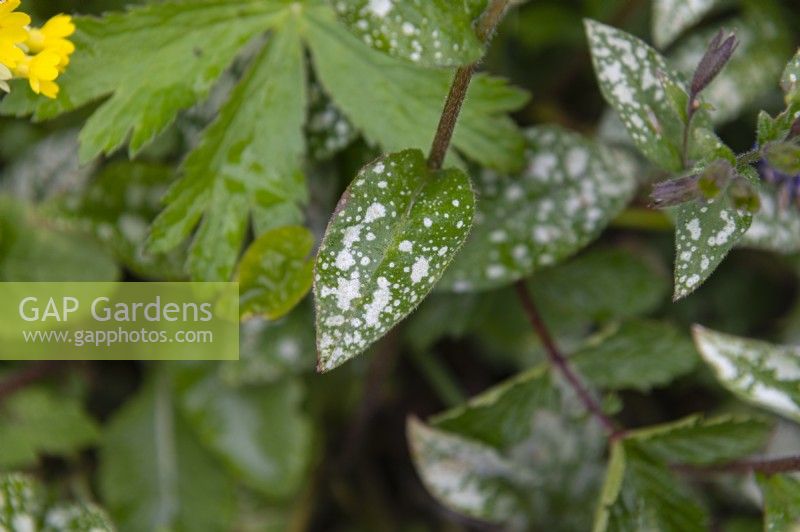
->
[407, 417, 533, 524]
[332, 0, 483, 67]
[314, 150, 475, 371]
[764, 140, 800, 176]
[148, 21, 307, 282]
[42, 504, 115, 532]
[782, 49, 800, 104]
[585, 20, 684, 171]
[66, 161, 186, 280]
[0, 196, 119, 281]
[305, 6, 529, 172]
[431, 365, 554, 449]
[573, 320, 698, 392]
[0, 474, 40, 531]
[0, 1, 290, 161]
[99, 370, 236, 532]
[673, 191, 752, 300]
[757, 473, 800, 531]
[594, 443, 626, 532]
[0, 387, 100, 469]
[670, 2, 793, 124]
[627, 415, 772, 466]
[693, 326, 800, 423]
[440, 126, 636, 291]
[177, 368, 313, 500]
[238, 226, 314, 320]
[743, 186, 800, 253]
[220, 302, 316, 386]
[652, 0, 723, 48]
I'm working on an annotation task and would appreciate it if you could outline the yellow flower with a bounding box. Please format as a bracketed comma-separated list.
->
[25, 14, 75, 70]
[0, 0, 30, 68]
[0, 62, 11, 93]
[14, 49, 62, 98]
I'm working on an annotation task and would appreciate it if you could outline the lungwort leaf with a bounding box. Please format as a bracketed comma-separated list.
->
[652, 0, 724, 49]
[693, 326, 800, 423]
[332, 0, 483, 67]
[314, 150, 474, 371]
[441, 126, 636, 292]
[586, 20, 685, 171]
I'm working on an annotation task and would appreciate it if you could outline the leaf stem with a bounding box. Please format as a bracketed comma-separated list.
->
[514, 281, 625, 440]
[427, 0, 511, 170]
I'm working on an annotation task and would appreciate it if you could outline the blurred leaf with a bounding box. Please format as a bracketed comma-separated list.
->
[314, 150, 474, 371]
[573, 320, 698, 392]
[742, 183, 800, 253]
[0, 473, 41, 530]
[177, 367, 313, 500]
[238, 226, 314, 321]
[66, 161, 185, 280]
[220, 302, 316, 387]
[672, 191, 752, 300]
[407, 417, 533, 525]
[0, 196, 119, 281]
[305, 82, 357, 161]
[0, 1, 290, 161]
[0, 387, 100, 469]
[305, 6, 529, 172]
[332, 0, 483, 67]
[757, 473, 800, 531]
[441, 126, 636, 292]
[693, 326, 800, 423]
[586, 20, 684, 171]
[99, 370, 236, 532]
[626, 415, 772, 465]
[148, 21, 307, 282]
[670, 1, 792, 124]
[42, 503, 115, 532]
[652, 0, 724, 49]
[432, 365, 555, 448]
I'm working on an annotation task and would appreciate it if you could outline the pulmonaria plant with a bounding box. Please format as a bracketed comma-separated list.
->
[0, 0, 74, 98]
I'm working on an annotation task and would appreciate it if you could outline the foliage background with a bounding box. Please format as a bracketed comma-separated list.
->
[1, 0, 800, 530]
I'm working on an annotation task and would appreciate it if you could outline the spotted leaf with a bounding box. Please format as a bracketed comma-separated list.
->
[238, 226, 315, 321]
[586, 20, 685, 172]
[652, 0, 723, 49]
[783, 49, 800, 104]
[314, 150, 474, 371]
[742, 188, 800, 253]
[693, 326, 800, 423]
[440, 126, 636, 292]
[407, 417, 533, 524]
[673, 193, 752, 300]
[332, 0, 483, 67]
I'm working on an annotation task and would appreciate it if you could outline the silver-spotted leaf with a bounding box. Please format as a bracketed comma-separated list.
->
[693, 326, 800, 423]
[742, 188, 800, 253]
[332, 0, 483, 67]
[238, 226, 314, 321]
[673, 194, 752, 300]
[586, 20, 685, 171]
[652, 0, 723, 49]
[314, 150, 475, 371]
[407, 417, 532, 525]
[440, 126, 636, 292]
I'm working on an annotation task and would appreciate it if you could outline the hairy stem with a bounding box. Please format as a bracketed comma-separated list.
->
[427, 0, 511, 170]
[514, 281, 624, 439]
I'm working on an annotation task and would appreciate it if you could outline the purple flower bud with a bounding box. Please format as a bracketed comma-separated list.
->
[651, 174, 700, 207]
[690, 30, 739, 100]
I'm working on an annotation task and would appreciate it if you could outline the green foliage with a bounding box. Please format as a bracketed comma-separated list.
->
[0, 387, 100, 469]
[238, 226, 314, 320]
[441, 126, 637, 291]
[652, 0, 724, 49]
[758, 473, 800, 531]
[314, 150, 475, 371]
